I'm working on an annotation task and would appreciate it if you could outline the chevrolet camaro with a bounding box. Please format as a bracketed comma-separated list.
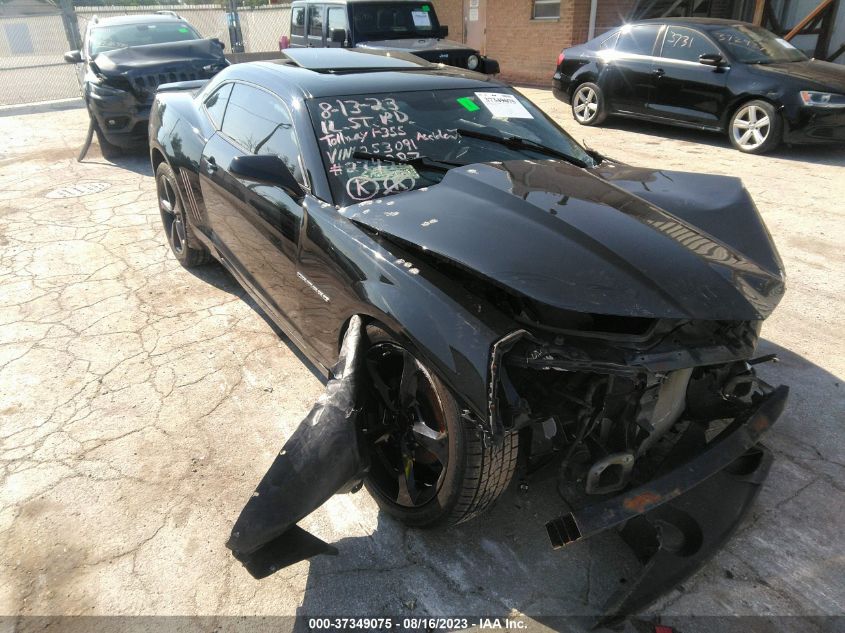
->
[149, 48, 788, 620]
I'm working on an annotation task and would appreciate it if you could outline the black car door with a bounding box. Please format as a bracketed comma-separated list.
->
[601, 24, 661, 115]
[648, 25, 729, 126]
[290, 4, 307, 48]
[198, 82, 307, 332]
[325, 5, 349, 47]
[306, 4, 325, 47]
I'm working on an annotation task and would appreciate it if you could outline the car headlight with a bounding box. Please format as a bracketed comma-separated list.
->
[89, 81, 127, 97]
[799, 90, 845, 108]
[467, 54, 479, 70]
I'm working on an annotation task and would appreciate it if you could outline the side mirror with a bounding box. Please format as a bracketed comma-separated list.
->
[230, 154, 304, 198]
[213, 37, 226, 50]
[64, 50, 82, 64]
[330, 28, 347, 44]
[482, 58, 500, 74]
[699, 53, 724, 67]
[438, 25, 449, 38]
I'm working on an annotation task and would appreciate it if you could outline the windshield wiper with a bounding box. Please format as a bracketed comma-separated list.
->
[456, 127, 589, 168]
[352, 151, 465, 172]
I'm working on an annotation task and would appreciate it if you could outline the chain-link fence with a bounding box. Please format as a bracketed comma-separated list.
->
[0, 6, 82, 105]
[0, 2, 291, 107]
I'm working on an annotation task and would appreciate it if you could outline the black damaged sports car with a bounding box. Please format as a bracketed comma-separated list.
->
[149, 49, 788, 619]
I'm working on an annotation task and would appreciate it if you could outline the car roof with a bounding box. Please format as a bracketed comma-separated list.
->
[227, 49, 501, 99]
[631, 17, 754, 29]
[90, 14, 190, 27]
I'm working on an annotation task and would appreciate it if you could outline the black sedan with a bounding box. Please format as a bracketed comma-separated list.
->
[150, 48, 788, 618]
[553, 18, 845, 153]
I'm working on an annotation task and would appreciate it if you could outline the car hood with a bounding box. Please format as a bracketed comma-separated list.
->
[345, 160, 785, 321]
[748, 59, 845, 92]
[357, 38, 474, 53]
[92, 38, 226, 76]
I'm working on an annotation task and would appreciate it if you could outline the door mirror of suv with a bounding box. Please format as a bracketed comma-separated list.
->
[699, 53, 724, 67]
[330, 28, 347, 44]
[230, 155, 304, 198]
[64, 50, 82, 64]
[212, 37, 226, 50]
[438, 25, 449, 38]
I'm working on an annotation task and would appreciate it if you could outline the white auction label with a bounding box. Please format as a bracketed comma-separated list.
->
[475, 92, 533, 118]
[412, 10, 431, 27]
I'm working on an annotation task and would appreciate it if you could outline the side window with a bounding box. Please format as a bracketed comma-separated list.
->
[291, 6, 306, 36]
[599, 31, 619, 50]
[204, 83, 232, 129]
[308, 5, 324, 37]
[221, 84, 304, 184]
[327, 7, 347, 33]
[660, 26, 719, 62]
[615, 25, 661, 56]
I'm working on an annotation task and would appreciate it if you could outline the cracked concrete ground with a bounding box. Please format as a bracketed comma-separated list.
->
[0, 91, 843, 631]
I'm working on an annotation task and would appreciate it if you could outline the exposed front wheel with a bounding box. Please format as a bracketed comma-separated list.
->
[362, 325, 518, 527]
[728, 100, 782, 154]
[571, 82, 607, 126]
[155, 162, 212, 268]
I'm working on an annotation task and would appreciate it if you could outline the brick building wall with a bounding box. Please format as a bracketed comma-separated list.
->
[433, 0, 635, 84]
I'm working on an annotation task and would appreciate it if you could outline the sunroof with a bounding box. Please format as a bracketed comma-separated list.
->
[279, 48, 434, 72]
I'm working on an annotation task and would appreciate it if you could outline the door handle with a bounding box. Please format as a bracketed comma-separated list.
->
[206, 156, 218, 174]
[653, 68, 665, 78]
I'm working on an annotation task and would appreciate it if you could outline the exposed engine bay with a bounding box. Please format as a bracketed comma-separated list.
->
[493, 319, 774, 502]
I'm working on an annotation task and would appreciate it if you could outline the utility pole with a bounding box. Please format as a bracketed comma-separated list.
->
[56, 0, 82, 51]
[226, 0, 245, 53]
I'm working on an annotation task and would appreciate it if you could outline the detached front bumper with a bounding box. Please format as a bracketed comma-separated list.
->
[546, 385, 789, 625]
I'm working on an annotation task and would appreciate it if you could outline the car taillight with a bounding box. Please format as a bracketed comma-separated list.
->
[557, 51, 565, 66]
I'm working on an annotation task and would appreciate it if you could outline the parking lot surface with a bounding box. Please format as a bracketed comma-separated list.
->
[0, 92, 843, 630]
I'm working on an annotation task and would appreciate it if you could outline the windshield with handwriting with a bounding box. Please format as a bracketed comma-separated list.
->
[306, 88, 593, 207]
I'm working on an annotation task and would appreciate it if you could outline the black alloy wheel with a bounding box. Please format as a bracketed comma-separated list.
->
[361, 324, 519, 527]
[155, 162, 212, 267]
[364, 341, 450, 509]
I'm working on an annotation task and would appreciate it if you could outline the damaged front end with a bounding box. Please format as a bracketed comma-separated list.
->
[85, 39, 227, 148]
[493, 316, 788, 624]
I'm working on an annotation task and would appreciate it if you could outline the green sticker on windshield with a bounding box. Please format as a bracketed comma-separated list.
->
[457, 97, 480, 112]
[421, 4, 431, 10]
[178, 27, 189, 33]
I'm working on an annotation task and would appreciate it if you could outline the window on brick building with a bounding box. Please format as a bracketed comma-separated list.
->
[532, 0, 560, 19]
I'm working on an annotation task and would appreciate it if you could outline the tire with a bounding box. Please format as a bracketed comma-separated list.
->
[728, 100, 782, 154]
[571, 81, 607, 126]
[155, 162, 213, 268]
[362, 324, 518, 527]
[93, 119, 124, 160]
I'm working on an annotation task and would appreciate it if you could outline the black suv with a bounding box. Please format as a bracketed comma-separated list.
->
[282, 0, 498, 74]
[64, 11, 228, 157]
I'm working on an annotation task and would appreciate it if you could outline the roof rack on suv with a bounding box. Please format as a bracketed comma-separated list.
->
[155, 10, 181, 18]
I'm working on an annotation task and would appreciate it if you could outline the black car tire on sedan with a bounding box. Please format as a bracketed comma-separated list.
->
[571, 81, 607, 126]
[728, 99, 782, 153]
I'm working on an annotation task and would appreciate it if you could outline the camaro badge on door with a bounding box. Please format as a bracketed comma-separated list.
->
[297, 272, 330, 303]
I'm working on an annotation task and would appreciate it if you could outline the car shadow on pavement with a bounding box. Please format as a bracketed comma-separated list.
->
[225, 337, 843, 630]
[600, 117, 845, 167]
[185, 261, 327, 384]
